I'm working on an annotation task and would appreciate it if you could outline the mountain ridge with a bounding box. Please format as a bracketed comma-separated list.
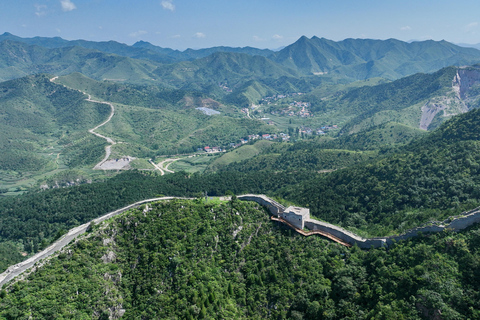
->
[271, 36, 480, 79]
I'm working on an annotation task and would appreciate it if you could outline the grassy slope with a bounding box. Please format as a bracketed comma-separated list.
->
[207, 140, 274, 171]
[0, 74, 111, 191]
[57, 74, 273, 157]
[215, 141, 378, 174]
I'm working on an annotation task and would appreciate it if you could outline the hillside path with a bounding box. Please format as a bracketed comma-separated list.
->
[159, 158, 180, 173]
[151, 156, 189, 174]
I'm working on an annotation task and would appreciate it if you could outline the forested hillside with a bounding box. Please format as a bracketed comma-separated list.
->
[0, 74, 110, 172]
[4, 106, 480, 272]
[1, 199, 480, 319]
[0, 169, 313, 272]
[4, 31, 480, 320]
[272, 36, 480, 79]
[276, 107, 480, 236]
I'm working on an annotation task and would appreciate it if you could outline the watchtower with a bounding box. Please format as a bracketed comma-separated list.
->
[281, 206, 310, 229]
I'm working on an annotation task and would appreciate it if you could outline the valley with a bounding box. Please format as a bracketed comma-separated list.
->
[2, 31, 480, 319]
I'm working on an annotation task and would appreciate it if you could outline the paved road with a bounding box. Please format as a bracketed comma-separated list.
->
[0, 197, 185, 288]
[159, 158, 179, 173]
[149, 159, 165, 175]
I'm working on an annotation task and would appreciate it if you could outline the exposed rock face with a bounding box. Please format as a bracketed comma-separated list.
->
[420, 101, 448, 130]
[452, 67, 480, 100]
[101, 250, 116, 263]
[420, 66, 480, 130]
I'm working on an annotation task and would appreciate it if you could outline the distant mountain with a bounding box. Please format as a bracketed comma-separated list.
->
[0, 33, 274, 63]
[152, 51, 298, 91]
[4, 32, 480, 109]
[271, 36, 480, 80]
[133, 40, 274, 59]
[0, 32, 177, 64]
[456, 42, 480, 50]
[311, 65, 480, 134]
[6, 32, 480, 83]
[0, 40, 159, 83]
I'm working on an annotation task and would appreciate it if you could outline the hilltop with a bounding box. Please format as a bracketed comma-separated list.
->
[272, 36, 480, 79]
[1, 198, 480, 319]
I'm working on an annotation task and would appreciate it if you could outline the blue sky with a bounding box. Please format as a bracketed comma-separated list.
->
[1, 0, 480, 50]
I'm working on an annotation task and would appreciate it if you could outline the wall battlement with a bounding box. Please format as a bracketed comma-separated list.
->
[239, 194, 480, 249]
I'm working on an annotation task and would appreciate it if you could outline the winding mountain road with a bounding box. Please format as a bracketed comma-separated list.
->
[85, 94, 116, 170]
[50, 77, 116, 170]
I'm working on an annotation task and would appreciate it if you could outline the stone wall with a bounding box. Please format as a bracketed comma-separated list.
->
[238, 194, 285, 216]
[282, 207, 310, 229]
[240, 194, 480, 249]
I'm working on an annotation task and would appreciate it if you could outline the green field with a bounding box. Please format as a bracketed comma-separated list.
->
[207, 140, 274, 171]
[168, 154, 221, 173]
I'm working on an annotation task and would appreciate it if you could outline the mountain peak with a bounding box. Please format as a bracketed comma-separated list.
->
[297, 35, 310, 42]
[133, 40, 152, 46]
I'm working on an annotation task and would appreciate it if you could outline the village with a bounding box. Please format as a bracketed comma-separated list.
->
[257, 92, 316, 118]
[201, 124, 339, 153]
[260, 92, 305, 103]
[199, 91, 338, 153]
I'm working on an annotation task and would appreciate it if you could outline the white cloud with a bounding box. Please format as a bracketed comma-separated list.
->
[35, 4, 47, 17]
[129, 30, 148, 37]
[400, 26, 412, 31]
[465, 22, 478, 32]
[253, 35, 265, 42]
[60, 0, 76, 12]
[194, 32, 206, 38]
[161, 0, 175, 11]
[272, 34, 283, 40]
[170, 34, 181, 39]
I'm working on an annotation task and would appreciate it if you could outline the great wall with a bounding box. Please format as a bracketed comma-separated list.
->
[2, 194, 480, 287]
[237, 194, 480, 249]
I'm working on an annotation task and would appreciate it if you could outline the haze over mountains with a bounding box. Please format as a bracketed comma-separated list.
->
[3, 32, 480, 84]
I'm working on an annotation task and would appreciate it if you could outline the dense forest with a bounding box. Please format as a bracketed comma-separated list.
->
[1, 199, 479, 319]
[0, 169, 312, 272]
[4, 106, 480, 272]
